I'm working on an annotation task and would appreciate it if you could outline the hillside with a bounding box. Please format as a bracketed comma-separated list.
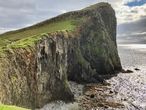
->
[0, 2, 122, 109]
[0, 18, 82, 51]
[0, 2, 115, 51]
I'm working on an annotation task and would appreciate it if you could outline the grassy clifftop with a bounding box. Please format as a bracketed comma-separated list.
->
[0, 2, 111, 50]
[0, 19, 80, 50]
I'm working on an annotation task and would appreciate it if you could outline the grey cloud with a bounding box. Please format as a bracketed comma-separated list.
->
[117, 16, 146, 36]
[0, 0, 35, 9]
[131, 10, 138, 13]
[0, 0, 100, 32]
[0, 9, 60, 28]
[0, 0, 66, 29]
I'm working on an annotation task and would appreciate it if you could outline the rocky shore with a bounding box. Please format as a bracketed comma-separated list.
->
[39, 36, 146, 110]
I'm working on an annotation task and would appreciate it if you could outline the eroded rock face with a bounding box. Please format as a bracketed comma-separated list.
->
[36, 33, 74, 108]
[0, 2, 122, 109]
[67, 4, 122, 82]
[0, 33, 74, 109]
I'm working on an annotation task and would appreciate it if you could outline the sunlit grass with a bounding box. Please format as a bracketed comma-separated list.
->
[0, 18, 80, 49]
[0, 104, 29, 110]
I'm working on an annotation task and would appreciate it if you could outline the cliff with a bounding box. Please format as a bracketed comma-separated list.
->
[0, 2, 122, 109]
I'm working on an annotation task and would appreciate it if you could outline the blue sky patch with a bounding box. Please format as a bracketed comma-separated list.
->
[126, 0, 146, 7]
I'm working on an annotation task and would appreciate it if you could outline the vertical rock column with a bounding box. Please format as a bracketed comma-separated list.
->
[36, 33, 73, 108]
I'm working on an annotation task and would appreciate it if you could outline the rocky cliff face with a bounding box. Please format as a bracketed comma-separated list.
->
[0, 2, 122, 109]
[0, 32, 74, 109]
[67, 3, 121, 82]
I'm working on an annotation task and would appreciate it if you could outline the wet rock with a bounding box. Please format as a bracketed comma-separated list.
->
[109, 90, 113, 94]
[123, 98, 127, 101]
[135, 68, 140, 71]
[122, 69, 133, 73]
[80, 84, 124, 109]
[90, 94, 95, 99]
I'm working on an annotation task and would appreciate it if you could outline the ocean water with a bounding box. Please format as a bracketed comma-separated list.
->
[117, 36, 146, 67]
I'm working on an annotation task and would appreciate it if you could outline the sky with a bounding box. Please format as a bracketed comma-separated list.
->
[0, 0, 146, 36]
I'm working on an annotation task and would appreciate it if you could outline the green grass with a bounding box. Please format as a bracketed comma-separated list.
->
[7, 34, 41, 48]
[0, 19, 76, 41]
[0, 104, 29, 110]
[0, 18, 81, 50]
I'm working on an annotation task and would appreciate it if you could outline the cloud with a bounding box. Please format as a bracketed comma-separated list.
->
[0, 0, 64, 30]
[116, 1, 146, 36]
[60, 10, 67, 14]
[115, 3, 146, 24]
[0, 0, 145, 36]
[0, 0, 100, 33]
[0, 28, 15, 33]
[123, 0, 140, 4]
[0, 0, 35, 9]
[117, 16, 146, 36]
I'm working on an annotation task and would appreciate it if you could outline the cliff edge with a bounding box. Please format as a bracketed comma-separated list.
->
[0, 2, 122, 109]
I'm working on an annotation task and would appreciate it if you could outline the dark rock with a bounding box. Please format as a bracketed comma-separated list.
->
[109, 91, 113, 94]
[90, 94, 95, 99]
[134, 68, 140, 71]
[126, 70, 133, 73]
[67, 2, 122, 83]
[104, 105, 109, 108]
[123, 98, 127, 101]
[122, 69, 133, 73]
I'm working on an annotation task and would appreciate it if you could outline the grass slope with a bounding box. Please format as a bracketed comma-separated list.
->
[0, 2, 109, 50]
[0, 104, 29, 110]
[0, 18, 82, 50]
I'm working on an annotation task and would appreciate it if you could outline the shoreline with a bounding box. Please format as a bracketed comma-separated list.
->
[39, 36, 146, 110]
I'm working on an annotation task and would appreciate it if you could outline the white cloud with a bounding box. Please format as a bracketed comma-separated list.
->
[60, 9, 67, 13]
[0, 28, 18, 34]
[114, 1, 146, 24]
